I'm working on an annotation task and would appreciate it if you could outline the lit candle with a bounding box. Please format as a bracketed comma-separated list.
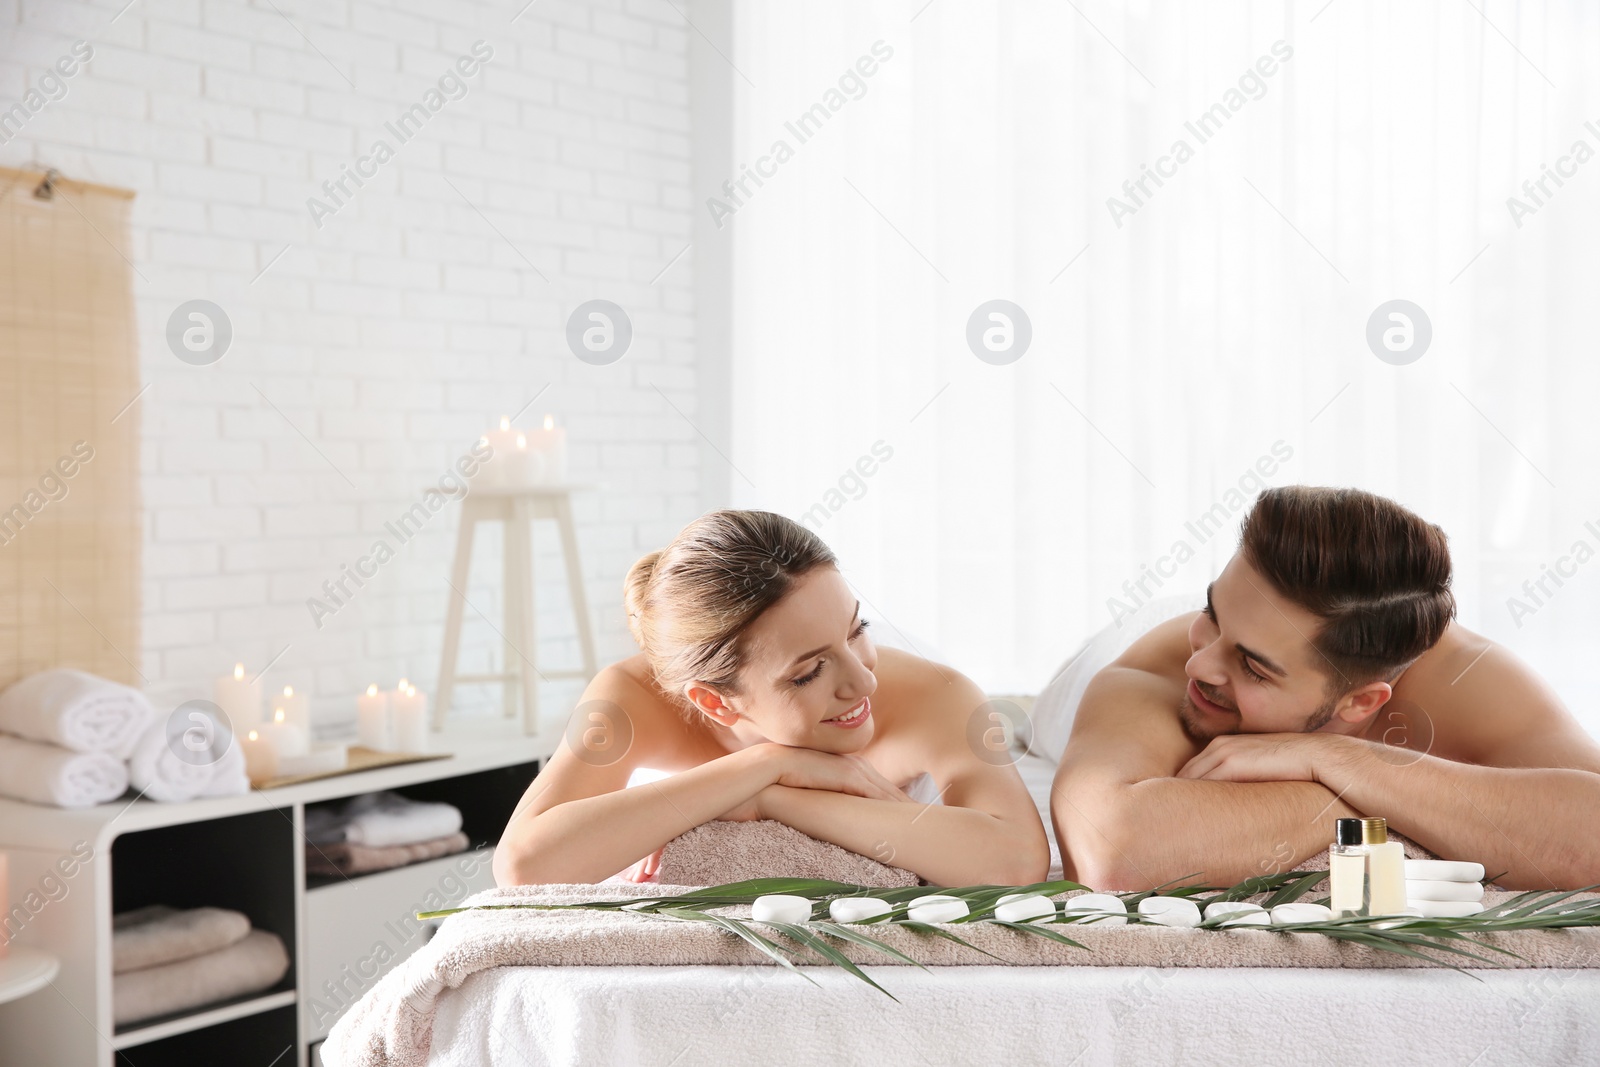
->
[476, 415, 520, 487]
[276, 685, 310, 733]
[523, 414, 568, 485]
[391, 682, 429, 752]
[264, 707, 309, 759]
[357, 683, 391, 751]
[213, 663, 263, 732]
[241, 729, 279, 786]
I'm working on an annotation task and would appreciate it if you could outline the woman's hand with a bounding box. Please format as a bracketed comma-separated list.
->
[764, 746, 915, 803]
[621, 846, 663, 883]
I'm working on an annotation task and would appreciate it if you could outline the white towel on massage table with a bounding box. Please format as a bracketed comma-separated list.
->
[0, 668, 154, 758]
[0, 734, 128, 808]
[126, 712, 249, 804]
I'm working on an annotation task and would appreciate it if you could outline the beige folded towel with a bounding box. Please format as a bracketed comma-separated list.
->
[306, 831, 471, 877]
[655, 819, 920, 888]
[114, 929, 290, 1027]
[113, 905, 252, 974]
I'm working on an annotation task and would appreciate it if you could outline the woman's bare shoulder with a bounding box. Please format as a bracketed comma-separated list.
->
[873, 647, 987, 724]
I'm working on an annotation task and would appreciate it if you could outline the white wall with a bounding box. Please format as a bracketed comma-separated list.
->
[0, 0, 700, 733]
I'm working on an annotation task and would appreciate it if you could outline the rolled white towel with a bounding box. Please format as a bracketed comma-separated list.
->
[127, 706, 246, 804]
[0, 734, 127, 808]
[313, 791, 463, 848]
[1407, 899, 1485, 919]
[1406, 878, 1484, 903]
[0, 668, 154, 758]
[1404, 859, 1485, 883]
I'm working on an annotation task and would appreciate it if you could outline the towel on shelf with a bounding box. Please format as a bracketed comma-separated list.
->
[113, 928, 290, 1027]
[306, 831, 472, 878]
[112, 905, 252, 974]
[654, 819, 921, 888]
[126, 712, 249, 804]
[0, 668, 154, 758]
[0, 734, 127, 808]
[305, 791, 463, 848]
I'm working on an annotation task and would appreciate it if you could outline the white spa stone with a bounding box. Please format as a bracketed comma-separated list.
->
[1404, 859, 1486, 883]
[1204, 901, 1270, 927]
[828, 897, 892, 923]
[1061, 893, 1129, 926]
[1406, 878, 1485, 903]
[1407, 898, 1485, 919]
[907, 895, 970, 924]
[993, 895, 1056, 923]
[751, 895, 813, 925]
[1270, 903, 1334, 926]
[1136, 896, 1202, 928]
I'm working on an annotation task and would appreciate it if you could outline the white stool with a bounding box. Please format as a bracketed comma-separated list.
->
[433, 484, 598, 736]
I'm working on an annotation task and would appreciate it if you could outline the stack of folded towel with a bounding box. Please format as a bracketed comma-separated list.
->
[1406, 858, 1486, 917]
[0, 669, 149, 808]
[112, 905, 290, 1027]
[304, 791, 469, 877]
[0, 669, 248, 807]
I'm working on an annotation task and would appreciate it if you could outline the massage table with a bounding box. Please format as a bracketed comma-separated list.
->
[325, 752, 1600, 1066]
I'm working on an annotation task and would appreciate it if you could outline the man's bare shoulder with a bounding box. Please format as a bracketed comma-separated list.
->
[1396, 623, 1600, 771]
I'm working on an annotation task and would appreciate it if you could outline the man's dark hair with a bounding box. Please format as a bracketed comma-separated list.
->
[1239, 486, 1456, 691]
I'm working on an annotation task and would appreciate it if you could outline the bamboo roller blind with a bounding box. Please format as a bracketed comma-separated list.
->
[0, 166, 141, 690]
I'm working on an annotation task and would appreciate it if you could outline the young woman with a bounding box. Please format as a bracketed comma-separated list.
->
[493, 510, 1050, 887]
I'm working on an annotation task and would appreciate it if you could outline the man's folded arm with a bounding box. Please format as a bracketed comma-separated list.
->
[1051, 662, 1359, 890]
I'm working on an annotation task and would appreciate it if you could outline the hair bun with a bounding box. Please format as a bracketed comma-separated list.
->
[623, 549, 663, 651]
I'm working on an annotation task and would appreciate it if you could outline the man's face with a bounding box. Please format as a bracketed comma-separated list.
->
[1180, 554, 1346, 741]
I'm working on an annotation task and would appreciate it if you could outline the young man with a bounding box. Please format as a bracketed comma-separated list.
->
[1051, 486, 1600, 891]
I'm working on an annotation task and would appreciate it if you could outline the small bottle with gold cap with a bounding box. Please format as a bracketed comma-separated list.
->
[1361, 817, 1408, 916]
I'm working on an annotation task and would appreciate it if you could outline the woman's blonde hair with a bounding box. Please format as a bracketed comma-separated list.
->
[624, 509, 837, 700]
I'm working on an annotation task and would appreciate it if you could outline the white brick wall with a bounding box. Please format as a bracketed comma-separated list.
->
[1, 0, 699, 734]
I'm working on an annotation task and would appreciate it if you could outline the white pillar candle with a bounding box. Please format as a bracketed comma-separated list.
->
[391, 683, 429, 752]
[476, 416, 520, 487]
[357, 683, 391, 751]
[264, 707, 309, 759]
[276, 685, 310, 732]
[241, 729, 279, 786]
[213, 663, 263, 732]
[523, 414, 567, 485]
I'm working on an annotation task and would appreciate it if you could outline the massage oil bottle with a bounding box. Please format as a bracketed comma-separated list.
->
[1329, 818, 1368, 917]
[1361, 817, 1408, 916]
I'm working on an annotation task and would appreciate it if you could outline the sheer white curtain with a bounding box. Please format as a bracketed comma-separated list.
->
[720, 0, 1600, 731]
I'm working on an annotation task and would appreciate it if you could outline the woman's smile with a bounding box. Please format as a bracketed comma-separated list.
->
[822, 697, 871, 728]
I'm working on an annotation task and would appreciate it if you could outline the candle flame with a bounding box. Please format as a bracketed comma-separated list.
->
[516, 433, 527, 449]
[248, 730, 259, 741]
[398, 678, 409, 690]
[499, 416, 510, 431]
[543, 414, 554, 430]
[274, 709, 285, 723]
[283, 685, 294, 697]
[233, 663, 244, 680]
[366, 683, 378, 696]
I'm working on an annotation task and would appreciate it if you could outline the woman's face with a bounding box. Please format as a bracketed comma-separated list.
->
[706, 566, 879, 752]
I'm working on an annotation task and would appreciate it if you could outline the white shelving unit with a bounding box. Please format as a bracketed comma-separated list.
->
[0, 732, 551, 1067]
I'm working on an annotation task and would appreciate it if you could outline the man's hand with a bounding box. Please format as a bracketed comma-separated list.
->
[1177, 733, 1357, 784]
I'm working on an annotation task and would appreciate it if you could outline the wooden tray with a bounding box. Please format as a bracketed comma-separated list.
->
[255, 746, 450, 790]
